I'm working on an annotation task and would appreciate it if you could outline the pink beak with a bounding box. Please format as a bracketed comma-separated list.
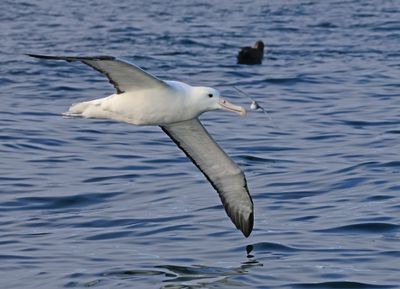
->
[219, 97, 246, 116]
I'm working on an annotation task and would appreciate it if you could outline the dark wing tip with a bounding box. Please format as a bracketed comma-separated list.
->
[26, 53, 123, 93]
[26, 53, 46, 58]
[26, 54, 115, 61]
[225, 202, 254, 237]
[242, 211, 254, 237]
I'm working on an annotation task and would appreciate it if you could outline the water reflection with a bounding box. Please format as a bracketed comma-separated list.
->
[96, 245, 262, 289]
[158, 246, 261, 288]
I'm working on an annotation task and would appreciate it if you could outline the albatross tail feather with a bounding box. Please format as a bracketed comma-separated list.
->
[62, 100, 101, 118]
[62, 101, 88, 117]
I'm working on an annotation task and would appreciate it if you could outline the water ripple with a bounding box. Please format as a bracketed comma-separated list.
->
[1, 0, 400, 288]
[315, 223, 399, 234]
[292, 281, 396, 289]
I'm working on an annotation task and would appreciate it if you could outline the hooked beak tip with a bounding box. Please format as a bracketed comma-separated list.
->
[219, 97, 247, 117]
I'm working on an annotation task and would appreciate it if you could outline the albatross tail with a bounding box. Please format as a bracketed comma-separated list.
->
[62, 101, 90, 118]
[62, 99, 105, 118]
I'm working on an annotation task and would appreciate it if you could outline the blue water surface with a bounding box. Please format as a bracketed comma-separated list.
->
[1, 0, 400, 288]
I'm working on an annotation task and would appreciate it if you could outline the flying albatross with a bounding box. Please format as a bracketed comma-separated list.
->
[27, 54, 254, 237]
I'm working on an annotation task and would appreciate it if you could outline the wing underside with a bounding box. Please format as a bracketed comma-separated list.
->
[161, 119, 254, 237]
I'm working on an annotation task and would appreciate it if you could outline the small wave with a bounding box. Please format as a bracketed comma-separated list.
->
[307, 21, 338, 28]
[340, 119, 400, 128]
[237, 155, 278, 163]
[135, 224, 196, 237]
[333, 162, 380, 174]
[303, 134, 344, 141]
[3, 191, 121, 211]
[363, 195, 395, 202]
[84, 230, 133, 241]
[293, 281, 395, 289]
[263, 76, 309, 85]
[315, 222, 399, 234]
[83, 173, 139, 183]
[381, 161, 400, 168]
[102, 269, 165, 277]
[251, 241, 298, 252]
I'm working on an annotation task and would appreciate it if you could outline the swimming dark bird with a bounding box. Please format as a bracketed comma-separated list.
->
[237, 40, 264, 65]
[27, 54, 254, 237]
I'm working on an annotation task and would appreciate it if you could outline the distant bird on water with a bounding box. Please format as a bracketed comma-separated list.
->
[237, 40, 264, 65]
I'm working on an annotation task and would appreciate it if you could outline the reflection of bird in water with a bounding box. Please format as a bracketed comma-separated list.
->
[158, 245, 261, 288]
[246, 244, 254, 258]
[237, 40, 264, 65]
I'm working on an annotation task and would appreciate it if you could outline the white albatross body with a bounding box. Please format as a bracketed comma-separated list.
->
[28, 54, 254, 237]
[66, 81, 230, 125]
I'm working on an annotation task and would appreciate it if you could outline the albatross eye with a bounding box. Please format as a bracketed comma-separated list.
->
[208, 93, 213, 98]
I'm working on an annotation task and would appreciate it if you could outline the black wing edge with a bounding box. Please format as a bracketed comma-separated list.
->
[26, 54, 125, 94]
[160, 125, 254, 237]
[220, 186, 254, 237]
[219, 177, 254, 237]
[26, 54, 115, 62]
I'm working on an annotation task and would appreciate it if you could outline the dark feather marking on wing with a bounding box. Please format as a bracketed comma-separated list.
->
[26, 54, 115, 61]
[81, 60, 125, 94]
[160, 125, 254, 237]
[27, 54, 124, 94]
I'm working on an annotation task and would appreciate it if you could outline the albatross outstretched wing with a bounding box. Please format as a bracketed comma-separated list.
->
[27, 54, 169, 94]
[161, 118, 254, 237]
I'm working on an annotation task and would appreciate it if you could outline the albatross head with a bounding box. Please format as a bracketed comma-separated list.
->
[192, 87, 246, 117]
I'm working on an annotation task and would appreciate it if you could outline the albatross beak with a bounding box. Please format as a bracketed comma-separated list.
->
[219, 97, 246, 117]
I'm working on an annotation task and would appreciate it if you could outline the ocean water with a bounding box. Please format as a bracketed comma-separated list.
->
[1, 0, 400, 288]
